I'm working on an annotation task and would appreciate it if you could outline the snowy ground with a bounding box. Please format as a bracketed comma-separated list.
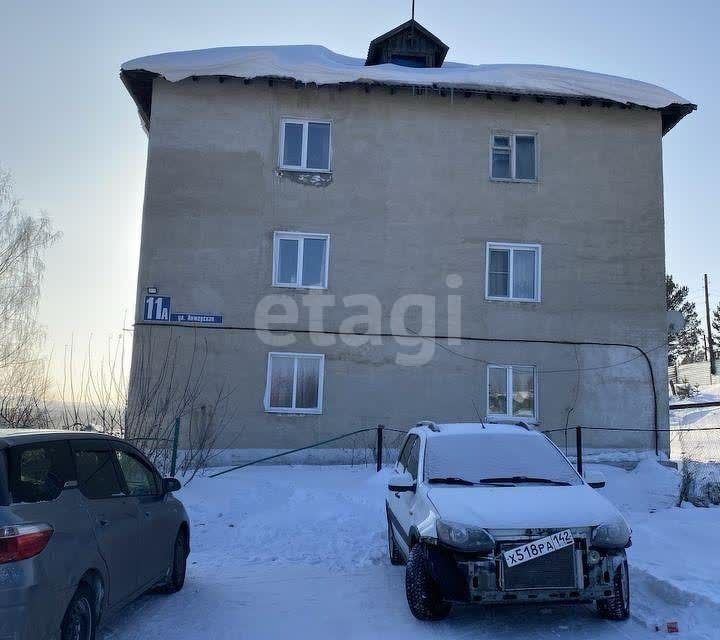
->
[99, 462, 719, 640]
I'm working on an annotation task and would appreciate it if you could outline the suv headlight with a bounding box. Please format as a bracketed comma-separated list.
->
[592, 522, 630, 549]
[436, 520, 495, 553]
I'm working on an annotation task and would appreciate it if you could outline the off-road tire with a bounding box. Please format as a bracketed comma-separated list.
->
[387, 515, 404, 566]
[405, 543, 452, 620]
[61, 584, 96, 640]
[597, 558, 630, 621]
[158, 530, 188, 594]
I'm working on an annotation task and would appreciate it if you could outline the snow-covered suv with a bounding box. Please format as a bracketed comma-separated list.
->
[386, 422, 631, 621]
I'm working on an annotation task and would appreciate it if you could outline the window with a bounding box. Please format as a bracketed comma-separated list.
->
[279, 119, 332, 171]
[390, 54, 427, 67]
[264, 353, 325, 414]
[397, 435, 413, 468]
[72, 443, 125, 499]
[273, 232, 329, 289]
[424, 432, 580, 486]
[405, 438, 420, 480]
[114, 449, 160, 497]
[8, 441, 74, 503]
[487, 365, 537, 419]
[397, 434, 420, 479]
[491, 132, 537, 181]
[486, 242, 541, 302]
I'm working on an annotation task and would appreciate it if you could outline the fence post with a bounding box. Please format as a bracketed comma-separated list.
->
[575, 426, 583, 477]
[376, 425, 384, 472]
[170, 417, 180, 477]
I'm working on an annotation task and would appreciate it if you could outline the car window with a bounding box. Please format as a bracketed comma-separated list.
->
[8, 441, 75, 504]
[72, 443, 125, 499]
[114, 449, 159, 497]
[397, 435, 412, 471]
[405, 438, 420, 480]
[424, 432, 581, 485]
[398, 435, 419, 475]
[0, 451, 9, 506]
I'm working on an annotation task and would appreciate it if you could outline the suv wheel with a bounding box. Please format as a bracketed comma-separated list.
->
[158, 530, 188, 594]
[61, 584, 95, 640]
[387, 515, 404, 566]
[405, 543, 451, 620]
[596, 557, 630, 621]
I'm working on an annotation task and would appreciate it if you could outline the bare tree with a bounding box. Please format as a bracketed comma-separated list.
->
[0, 167, 60, 427]
[61, 328, 239, 480]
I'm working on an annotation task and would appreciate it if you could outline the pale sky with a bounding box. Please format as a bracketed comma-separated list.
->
[0, 0, 718, 391]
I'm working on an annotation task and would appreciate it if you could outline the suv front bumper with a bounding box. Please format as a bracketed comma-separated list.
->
[424, 541, 626, 605]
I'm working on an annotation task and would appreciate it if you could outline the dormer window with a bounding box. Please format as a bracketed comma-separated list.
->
[390, 54, 427, 68]
[365, 19, 448, 68]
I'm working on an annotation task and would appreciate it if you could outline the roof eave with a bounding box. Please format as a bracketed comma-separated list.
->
[121, 69, 156, 133]
[120, 71, 696, 137]
[660, 102, 697, 135]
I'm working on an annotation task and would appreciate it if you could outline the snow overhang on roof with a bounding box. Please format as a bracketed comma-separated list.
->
[120, 44, 696, 134]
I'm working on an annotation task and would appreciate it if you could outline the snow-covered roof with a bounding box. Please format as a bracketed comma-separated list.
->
[120, 44, 695, 133]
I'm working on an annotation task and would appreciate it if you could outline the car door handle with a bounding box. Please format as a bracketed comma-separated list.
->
[144, 511, 152, 519]
[97, 518, 110, 527]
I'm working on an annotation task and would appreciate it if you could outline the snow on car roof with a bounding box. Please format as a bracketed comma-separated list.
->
[414, 422, 542, 438]
[120, 44, 695, 133]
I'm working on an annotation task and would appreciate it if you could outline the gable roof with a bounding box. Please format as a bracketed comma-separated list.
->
[365, 19, 449, 67]
[121, 44, 695, 134]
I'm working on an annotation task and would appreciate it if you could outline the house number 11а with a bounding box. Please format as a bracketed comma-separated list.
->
[143, 295, 171, 321]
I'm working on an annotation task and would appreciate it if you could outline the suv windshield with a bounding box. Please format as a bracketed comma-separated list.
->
[424, 433, 581, 486]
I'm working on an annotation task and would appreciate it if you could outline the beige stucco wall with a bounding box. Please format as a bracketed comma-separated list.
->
[129, 78, 669, 454]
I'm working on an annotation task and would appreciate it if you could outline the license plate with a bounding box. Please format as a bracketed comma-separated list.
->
[503, 529, 574, 568]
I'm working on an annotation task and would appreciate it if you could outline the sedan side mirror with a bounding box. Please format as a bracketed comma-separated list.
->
[163, 477, 182, 493]
[388, 473, 416, 493]
[584, 470, 606, 489]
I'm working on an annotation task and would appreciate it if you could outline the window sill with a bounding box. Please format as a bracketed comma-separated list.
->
[486, 415, 539, 425]
[278, 166, 332, 175]
[272, 283, 329, 291]
[485, 296, 541, 304]
[489, 177, 538, 184]
[265, 408, 323, 415]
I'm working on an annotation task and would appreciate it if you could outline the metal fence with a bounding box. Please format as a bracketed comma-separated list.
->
[206, 410, 720, 507]
[668, 361, 720, 388]
[670, 400, 720, 505]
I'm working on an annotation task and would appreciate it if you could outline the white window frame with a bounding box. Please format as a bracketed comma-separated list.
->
[486, 364, 538, 420]
[489, 131, 538, 182]
[278, 118, 333, 173]
[264, 352, 325, 414]
[485, 242, 542, 302]
[272, 231, 330, 290]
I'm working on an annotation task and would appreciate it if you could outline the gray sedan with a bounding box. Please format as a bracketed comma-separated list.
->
[0, 429, 190, 640]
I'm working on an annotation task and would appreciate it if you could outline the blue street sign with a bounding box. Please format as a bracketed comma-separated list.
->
[170, 313, 223, 324]
[143, 295, 171, 321]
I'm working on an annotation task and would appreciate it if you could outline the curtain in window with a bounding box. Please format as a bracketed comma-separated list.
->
[488, 367, 508, 415]
[512, 249, 536, 299]
[295, 357, 320, 409]
[269, 356, 294, 408]
[306, 123, 330, 170]
[492, 149, 511, 179]
[301, 238, 327, 287]
[283, 123, 303, 167]
[512, 366, 535, 417]
[278, 238, 299, 285]
[515, 136, 536, 180]
[488, 249, 510, 297]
